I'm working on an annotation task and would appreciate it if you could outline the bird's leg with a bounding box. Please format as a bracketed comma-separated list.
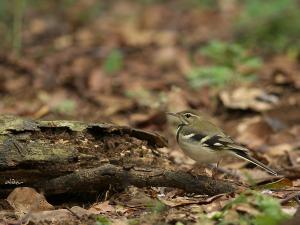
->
[211, 160, 222, 179]
[216, 160, 221, 170]
[209, 160, 241, 180]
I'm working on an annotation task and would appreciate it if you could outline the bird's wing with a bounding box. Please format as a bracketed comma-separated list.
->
[219, 137, 277, 176]
[188, 131, 233, 149]
[189, 133, 277, 176]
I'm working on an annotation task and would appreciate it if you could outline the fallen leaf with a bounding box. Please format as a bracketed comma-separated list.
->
[269, 55, 300, 88]
[112, 186, 158, 209]
[236, 116, 273, 149]
[70, 206, 96, 217]
[280, 206, 300, 225]
[7, 187, 54, 215]
[166, 87, 189, 113]
[220, 87, 279, 111]
[235, 203, 260, 216]
[258, 178, 293, 190]
[89, 201, 115, 214]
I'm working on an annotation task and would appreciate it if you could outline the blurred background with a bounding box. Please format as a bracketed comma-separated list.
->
[0, 0, 299, 158]
[1, 1, 300, 223]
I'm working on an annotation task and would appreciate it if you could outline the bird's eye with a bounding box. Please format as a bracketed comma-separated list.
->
[184, 113, 192, 118]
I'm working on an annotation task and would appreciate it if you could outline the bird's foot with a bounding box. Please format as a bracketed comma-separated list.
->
[208, 164, 241, 180]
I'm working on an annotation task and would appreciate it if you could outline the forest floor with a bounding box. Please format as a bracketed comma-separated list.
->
[0, 1, 299, 224]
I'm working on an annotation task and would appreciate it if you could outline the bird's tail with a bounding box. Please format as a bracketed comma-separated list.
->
[231, 149, 278, 176]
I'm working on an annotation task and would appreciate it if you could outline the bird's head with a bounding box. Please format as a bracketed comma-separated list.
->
[166, 110, 202, 126]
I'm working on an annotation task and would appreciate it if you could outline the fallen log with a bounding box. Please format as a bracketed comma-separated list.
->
[40, 164, 235, 196]
[0, 115, 236, 196]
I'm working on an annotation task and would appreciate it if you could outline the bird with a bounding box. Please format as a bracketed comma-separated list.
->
[167, 110, 277, 176]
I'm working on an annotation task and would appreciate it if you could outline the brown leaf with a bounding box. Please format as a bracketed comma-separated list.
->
[70, 206, 96, 217]
[235, 203, 260, 216]
[236, 116, 273, 149]
[166, 88, 189, 113]
[280, 206, 300, 225]
[220, 87, 279, 111]
[89, 201, 115, 214]
[258, 178, 293, 190]
[88, 68, 112, 93]
[7, 187, 54, 215]
[112, 187, 156, 208]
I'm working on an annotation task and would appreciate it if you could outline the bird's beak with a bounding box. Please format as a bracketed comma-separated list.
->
[166, 112, 179, 118]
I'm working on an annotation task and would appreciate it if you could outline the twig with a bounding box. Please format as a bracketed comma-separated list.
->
[280, 192, 300, 205]
[66, 207, 81, 219]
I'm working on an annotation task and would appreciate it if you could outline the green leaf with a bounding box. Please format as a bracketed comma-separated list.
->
[203, 191, 292, 225]
[53, 99, 77, 115]
[187, 66, 234, 88]
[235, 0, 300, 53]
[147, 199, 166, 213]
[96, 216, 111, 225]
[103, 49, 123, 75]
[199, 40, 261, 69]
[242, 58, 262, 70]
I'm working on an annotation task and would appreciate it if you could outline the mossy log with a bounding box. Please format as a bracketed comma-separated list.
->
[0, 115, 235, 196]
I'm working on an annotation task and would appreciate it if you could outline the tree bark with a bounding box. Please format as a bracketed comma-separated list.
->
[0, 115, 236, 196]
[40, 164, 235, 196]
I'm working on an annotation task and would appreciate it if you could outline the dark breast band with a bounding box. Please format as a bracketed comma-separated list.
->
[176, 124, 185, 143]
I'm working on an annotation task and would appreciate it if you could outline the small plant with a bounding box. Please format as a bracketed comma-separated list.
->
[96, 215, 111, 225]
[235, 0, 300, 54]
[0, 0, 25, 56]
[187, 40, 261, 88]
[12, 0, 25, 56]
[188, 66, 233, 88]
[184, 0, 219, 9]
[103, 49, 124, 75]
[147, 199, 166, 213]
[200, 191, 291, 225]
[200, 40, 262, 69]
[128, 219, 141, 225]
[53, 99, 77, 115]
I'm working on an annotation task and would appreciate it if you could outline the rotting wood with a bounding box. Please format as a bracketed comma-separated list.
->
[0, 115, 236, 196]
[40, 164, 235, 196]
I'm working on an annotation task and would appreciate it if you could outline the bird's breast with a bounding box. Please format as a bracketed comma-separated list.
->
[178, 138, 224, 163]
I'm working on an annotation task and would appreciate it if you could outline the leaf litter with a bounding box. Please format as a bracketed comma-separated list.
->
[0, 0, 300, 224]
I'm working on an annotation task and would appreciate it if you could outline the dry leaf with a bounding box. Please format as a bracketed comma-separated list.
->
[258, 178, 293, 190]
[7, 187, 54, 215]
[70, 206, 96, 217]
[235, 203, 260, 216]
[220, 87, 279, 111]
[112, 187, 156, 208]
[236, 116, 273, 148]
[89, 201, 115, 214]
